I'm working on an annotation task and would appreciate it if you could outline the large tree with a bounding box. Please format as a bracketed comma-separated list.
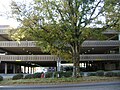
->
[104, 0, 120, 30]
[10, 0, 119, 77]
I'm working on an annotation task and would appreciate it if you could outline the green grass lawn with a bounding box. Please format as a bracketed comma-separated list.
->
[0, 76, 120, 86]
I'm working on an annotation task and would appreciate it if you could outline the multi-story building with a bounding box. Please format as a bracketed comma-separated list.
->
[0, 25, 120, 74]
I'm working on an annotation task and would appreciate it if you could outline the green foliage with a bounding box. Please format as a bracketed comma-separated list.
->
[10, 0, 120, 55]
[24, 73, 42, 79]
[80, 72, 84, 76]
[45, 72, 53, 78]
[65, 71, 73, 77]
[24, 74, 33, 79]
[87, 71, 120, 77]
[12, 74, 24, 80]
[105, 72, 120, 77]
[10, 0, 120, 77]
[10, 0, 108, 56]
[0, 75, 3, 81]
[105, 0, 120, 30]
[105, 72, 115, 77]
[87, 72, 96, 76]
[24, 72, 72, 78]
[33, 73, 42, 78]
[63, 66, 73, 71]
[96, 70, 104, 76]
[116, 72, 120, 77]
[45, 71, 72, 78]
[55, 71, 72, 78]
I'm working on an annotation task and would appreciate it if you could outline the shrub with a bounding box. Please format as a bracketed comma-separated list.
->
[87, 72, 96, 76]
[115, 72, 120, 77]
[0, 75, 3, 81]
[24, 73, 43, 79]
[105, 72, 114, 77]
[55, 71, 72, 78]
[12, 74, 23, 80]
[55, 71, 63, 78]
[64, 66, 73, 71]
[80, 72, 84, 76]
[24, 74, 33, 79]
[105, 72, 120, 77]
[96, 70, 104, 76]
[64, 71, 72, 77]
[33, 73, 42, 78]
[45, 72, 53, 78]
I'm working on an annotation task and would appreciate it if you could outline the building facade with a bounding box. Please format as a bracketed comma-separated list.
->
[0, 25, 120, 74]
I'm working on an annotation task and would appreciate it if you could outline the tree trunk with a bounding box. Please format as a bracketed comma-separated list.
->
[73, 56, 80, 77]
[72, 51, 80, 78]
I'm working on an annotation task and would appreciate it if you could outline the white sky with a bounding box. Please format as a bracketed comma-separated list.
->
[0, 0, 105, 28]
[0, 0, 17, 28]
[0, 0, 32, 28]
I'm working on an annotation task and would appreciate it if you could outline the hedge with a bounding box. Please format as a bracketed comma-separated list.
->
[24, 73, 42, 79]
[96, 70, 104, 76]
[12, 74, 24, 80]
[0, 75, 3, 81]
[105, 72, 120, 77]
[54, 71, 72, 78]
[87, 72, 96, 76]
[24, 74, 33, 79]
[33, 73, 42, 78]
[45, 71, 72, 78]
[45, 72, 53, 78]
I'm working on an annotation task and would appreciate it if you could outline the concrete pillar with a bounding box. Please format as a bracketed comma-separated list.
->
[13, 64, 16, 74]
[23, 66, 26, 73]
[84, 62, 86, 68]
[72, 65, 75, 77]
[5, 63, 7, 74]
[118, 34, 120, 40]
[33, 67, 35, 74]
[57, 60, 61, 71]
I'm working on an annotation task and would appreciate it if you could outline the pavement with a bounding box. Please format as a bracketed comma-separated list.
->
[0, 81, 120, 90]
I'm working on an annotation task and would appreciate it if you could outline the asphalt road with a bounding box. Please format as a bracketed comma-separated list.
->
[0, 81, 120, 90]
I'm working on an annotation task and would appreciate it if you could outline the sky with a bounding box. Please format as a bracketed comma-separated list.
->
[0, 0, 105, 28]
[0, 0, 17, 28]
[0, 0, 32, 28]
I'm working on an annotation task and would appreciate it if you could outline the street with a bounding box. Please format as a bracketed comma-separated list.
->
[0, 81, 120, 90]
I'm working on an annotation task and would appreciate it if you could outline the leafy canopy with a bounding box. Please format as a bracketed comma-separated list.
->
[10, 0, 119, 60]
